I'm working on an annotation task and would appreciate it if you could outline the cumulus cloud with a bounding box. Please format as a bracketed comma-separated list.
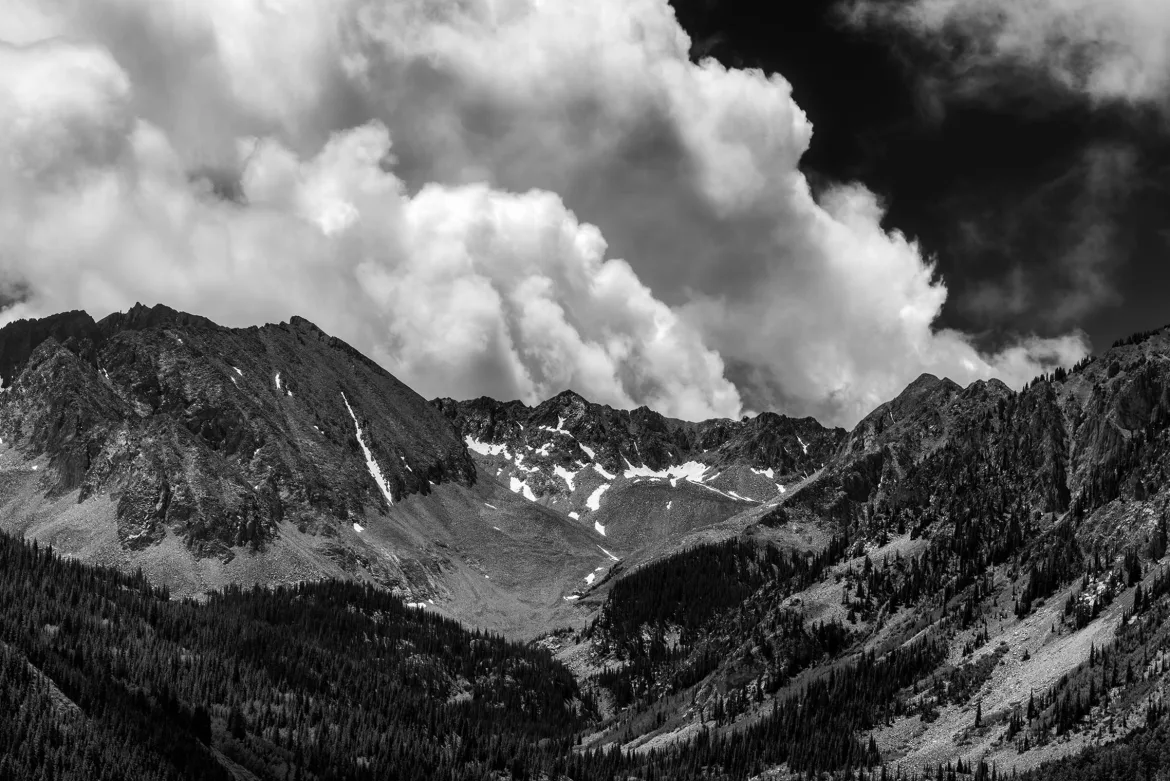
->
[844, 0, 1170, 110]
[0, 0, 1087, 426]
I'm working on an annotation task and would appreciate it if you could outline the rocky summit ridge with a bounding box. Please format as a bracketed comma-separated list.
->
[434, 390, 843, 508]
[0, 304, 474, 552]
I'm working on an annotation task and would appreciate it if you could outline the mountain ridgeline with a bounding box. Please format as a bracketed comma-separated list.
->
[3, 304, 1170, 779]
[0, 304, 473, 553]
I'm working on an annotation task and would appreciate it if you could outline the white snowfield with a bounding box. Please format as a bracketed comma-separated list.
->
[587, 483, 610, 511]
[509, 476, 537, 502]
[594, 520, 607, 536]
[539, 416, 573, 436]
[569, 511, 580, 520]
[553, 464, 578, 490]
[513, 454, 538, 473]
[622, 459, 710, 487]
[592, 463, 616, 480]
[797, 435, 809, 454]
[690, 481, 749, 502]
[751, 467, 775, 479]
[578, 442, 596, 459]
[274, 372, 282, 390]
[464, 436, 509, 457]
[340, 392, 395, 507]
[352, 522, 364, 533]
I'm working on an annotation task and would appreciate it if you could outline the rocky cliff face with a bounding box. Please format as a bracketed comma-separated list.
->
[434, 389, 844, 508]
[776, 329, 1170, 536]
[0, 304, 476, 559]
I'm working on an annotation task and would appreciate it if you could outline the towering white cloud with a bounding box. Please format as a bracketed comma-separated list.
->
[0, 0, 1087, 426]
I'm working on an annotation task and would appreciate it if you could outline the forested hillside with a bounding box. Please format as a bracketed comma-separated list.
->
[0, 528, 593, 780]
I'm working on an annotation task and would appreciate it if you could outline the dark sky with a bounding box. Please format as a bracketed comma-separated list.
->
[669, 0, 1170, 354]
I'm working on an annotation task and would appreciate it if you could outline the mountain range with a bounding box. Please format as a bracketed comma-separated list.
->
[3, 303, 1170, 780]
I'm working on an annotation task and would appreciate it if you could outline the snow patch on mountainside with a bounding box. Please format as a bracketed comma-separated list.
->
[593, 463, 615, 480]
[465, 436, 509, 457]
[578, 442, 596, 459]
[540, 416, 573, 436]
[690, 482, 746, 502]
[554, 464, 578, 490]
[622, 459, 709, 486]
[587, 483, 610, 511]
[509, 476, 537, 502]
[594, 521, 606, 536]
[340, 392, 395, 507]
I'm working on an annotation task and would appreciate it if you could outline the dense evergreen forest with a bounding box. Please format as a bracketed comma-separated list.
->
[0, 528, 595, 780]
[589, 535, 853, 711]
[11, 515, 1170, 780]
[0, 523, 950, 780]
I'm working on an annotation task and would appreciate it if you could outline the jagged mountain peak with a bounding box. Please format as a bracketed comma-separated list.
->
[0, 304, 477, 555]
[96, 302, 219, 334]
[433, 390, 847, 558]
